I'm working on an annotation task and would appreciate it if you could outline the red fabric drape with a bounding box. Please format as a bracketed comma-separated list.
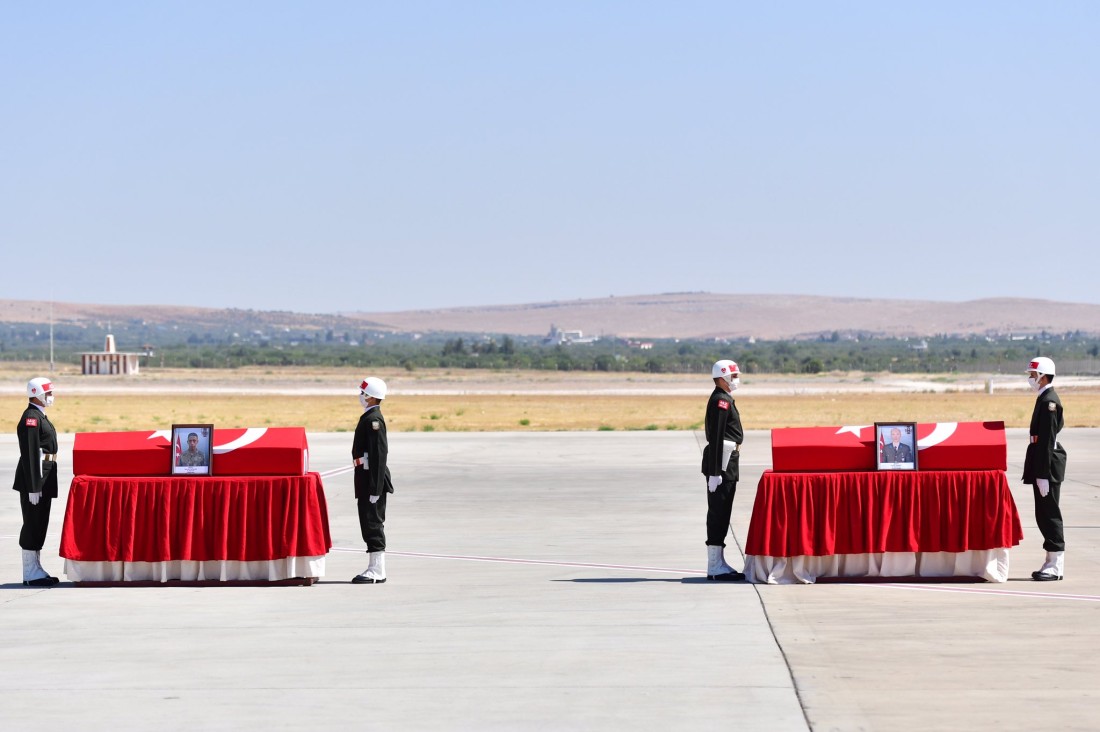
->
[59, 473, 332, 562]
[745, 470, 1024, 557]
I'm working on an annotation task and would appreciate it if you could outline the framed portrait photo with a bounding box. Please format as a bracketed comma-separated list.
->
[171, 424, 214, 476]
[875, 422, 918, 471]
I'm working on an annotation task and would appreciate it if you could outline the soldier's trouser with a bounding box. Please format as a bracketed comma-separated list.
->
[19, 493, 52, 551]
[358, 493, 388, 553]
[705, 478, 736, 546]
[1033, 481, 1064, 552]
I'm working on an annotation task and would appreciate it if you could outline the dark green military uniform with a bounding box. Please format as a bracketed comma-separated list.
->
[179, 449, 207, 467]
[353, 405, 394, 552]
[701, 387, 743, 547]
[13, 403, 58, 551]
[1022, 385, 1067, 552]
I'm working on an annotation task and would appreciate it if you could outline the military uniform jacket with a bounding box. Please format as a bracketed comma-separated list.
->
[179, 450, 207, 466]
[701, 387, 744, 481]
[1022, 386, 1067, 484]
[352, 406, 394, 499]
[881, 443, 914, 463]
[13, 403, 59, 498]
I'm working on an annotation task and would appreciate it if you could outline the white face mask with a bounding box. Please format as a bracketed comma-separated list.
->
[727, 377, 740, 392]
[43, 394, 54, 408]
[1027, 376, 1040, 391]
[359, 393, 371, 411]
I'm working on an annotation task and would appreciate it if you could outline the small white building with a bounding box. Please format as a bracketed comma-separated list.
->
[543, 325, 600, 345]
[81, 334, 141, 375]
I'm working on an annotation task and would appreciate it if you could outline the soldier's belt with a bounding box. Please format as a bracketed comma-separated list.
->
[42, 454, 57, 462]
[721, 442, 741, 469]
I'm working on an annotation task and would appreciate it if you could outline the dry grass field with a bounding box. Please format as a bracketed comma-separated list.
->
[4, 389, 1100, 434]
[3, 363, 1099, 433]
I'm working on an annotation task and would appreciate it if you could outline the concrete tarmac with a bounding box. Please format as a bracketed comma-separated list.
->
[0, 427, 1097, 731]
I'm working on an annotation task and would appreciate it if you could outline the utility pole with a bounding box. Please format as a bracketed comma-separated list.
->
[49, 298, 55, 373]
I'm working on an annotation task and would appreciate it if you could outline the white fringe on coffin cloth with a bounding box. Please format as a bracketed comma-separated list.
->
[64, 556, 326, 582]
[745, 549, 1010, 584]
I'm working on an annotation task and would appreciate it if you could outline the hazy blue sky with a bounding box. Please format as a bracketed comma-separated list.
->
[3, 3, 1097, 313]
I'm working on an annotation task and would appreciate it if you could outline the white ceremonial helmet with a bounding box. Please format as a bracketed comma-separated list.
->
[1026, 357, 1056, 377]
[27, 377, 54, 401]
[360, 377, 388, 401]
[711, 359, 740, 382]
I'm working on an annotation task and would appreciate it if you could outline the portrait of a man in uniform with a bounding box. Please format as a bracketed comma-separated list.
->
[179, 432, 207, 466]
[876, 423, 917, 471]
[171, 424, 213, 475]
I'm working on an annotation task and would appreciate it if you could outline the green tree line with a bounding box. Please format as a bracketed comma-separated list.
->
[3, 325, 1099, 374]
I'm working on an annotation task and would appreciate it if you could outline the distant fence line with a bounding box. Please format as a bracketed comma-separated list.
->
[866, 360, 1100, 376]
[960, 359, 1100, 376]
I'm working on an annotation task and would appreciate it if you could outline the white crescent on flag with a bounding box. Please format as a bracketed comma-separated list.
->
[917, 422, 958, 450]
[213, 428, 268, 454]
[146, 427, 269, 453]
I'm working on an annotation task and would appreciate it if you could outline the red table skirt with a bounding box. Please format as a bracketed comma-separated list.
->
[745, 470, 1023, 558]
[60, 473, 333, 563]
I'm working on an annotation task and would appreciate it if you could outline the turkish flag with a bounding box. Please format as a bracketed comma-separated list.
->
[771, 422, 1007, 472]
[73, 428, 310, 476]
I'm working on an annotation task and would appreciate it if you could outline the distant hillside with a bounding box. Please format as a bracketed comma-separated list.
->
[0, 299, 386, 331]
[4, 293, 1100, 341]
[344, 292, 1100, 340]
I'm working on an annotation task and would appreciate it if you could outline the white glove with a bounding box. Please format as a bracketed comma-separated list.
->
[369, 494, 380, 504]
[707, 476, 721, 493]
[29, 492, 41, 506]
[1036, 479, 1050, 498]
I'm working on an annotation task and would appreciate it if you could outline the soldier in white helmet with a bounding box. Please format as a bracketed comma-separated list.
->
[13, 377, 61, 586]
[1022, 357, 1068, 581]
[352, 377, 394, 584]
[701, 360, 745, 581]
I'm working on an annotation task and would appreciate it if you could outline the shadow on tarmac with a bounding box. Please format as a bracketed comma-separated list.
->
[0, 582, 67, 590]
[554, 577, 744, 584]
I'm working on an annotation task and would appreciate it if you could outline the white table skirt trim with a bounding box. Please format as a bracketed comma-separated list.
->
[64, 556, 326, 582]
[745, 549, 1011, 585]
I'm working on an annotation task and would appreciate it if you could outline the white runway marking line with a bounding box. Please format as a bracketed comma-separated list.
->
[330, 546, 703, 575]
[328, 546, 1100, 600]
[12, 531, 1098, 599]
[879, 583, 1100, 603]
[319, 465, 355, 479]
